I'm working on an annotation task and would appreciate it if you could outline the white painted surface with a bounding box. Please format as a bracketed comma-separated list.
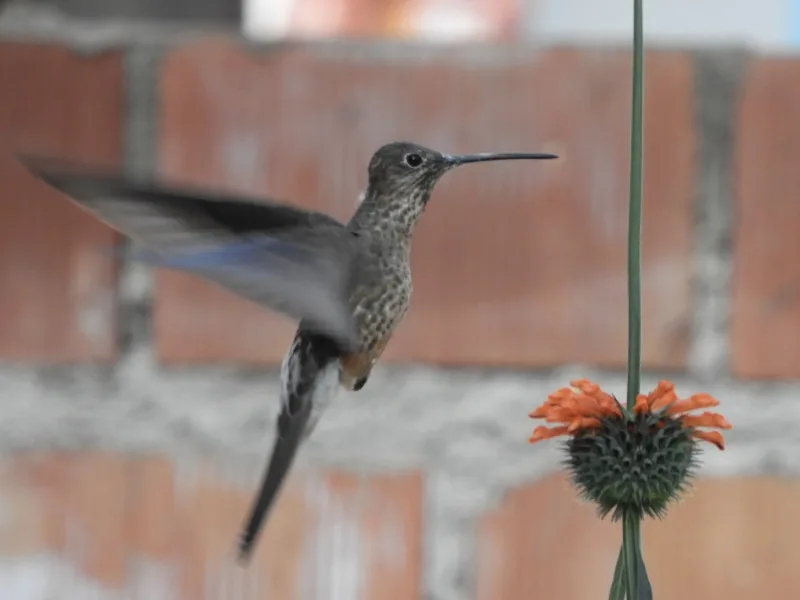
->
[0, 555, 121, 600]
[241, 0, 297, 42]
[240, 0, 800, 52]
[533, 0, 795, 50]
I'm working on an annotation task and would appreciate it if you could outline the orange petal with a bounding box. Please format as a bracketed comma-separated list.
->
[571, 379, 617, 406]
[646, 380, 674, 407]
[691, 430, 726, 450]
[545, 407, 576, 423]
[594, 391, 617, 407]
[548, 388, 573, 401]
[567, 417, 602, 433]
[650, 390, 678, 412]
[569, 378, 597, 390]
[570, 380, 601, 399]
[559, 398, 583, 417]
[681, 412, 732, 430]
[571, 393, 606, 418]
[528, 425, 570, 444]
[597, 396, 623, 418]
[664, 394, 720, 416]
[634, 394, 650, 415]
[529, 404, 551, 419]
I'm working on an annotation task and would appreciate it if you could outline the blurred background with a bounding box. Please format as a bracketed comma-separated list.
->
[0, 0, 797, 598]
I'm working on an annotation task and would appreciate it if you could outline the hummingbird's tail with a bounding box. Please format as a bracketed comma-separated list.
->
[236, 332, 341, 564]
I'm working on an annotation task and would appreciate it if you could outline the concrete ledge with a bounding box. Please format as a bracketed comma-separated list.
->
[0, 360, 790, 478]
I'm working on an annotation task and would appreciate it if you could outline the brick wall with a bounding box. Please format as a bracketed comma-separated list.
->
[0, 34, 797, 599]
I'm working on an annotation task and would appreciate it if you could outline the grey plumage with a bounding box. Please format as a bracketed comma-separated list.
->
[18, 141, 557, 563]
[18, 156, 363, 353]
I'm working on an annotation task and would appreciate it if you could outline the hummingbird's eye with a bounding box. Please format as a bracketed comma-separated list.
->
[404, 153, 423, 168]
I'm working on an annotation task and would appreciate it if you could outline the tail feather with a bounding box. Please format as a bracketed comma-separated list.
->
[236, 399, 311, 563]
[236, 331, 342, 564]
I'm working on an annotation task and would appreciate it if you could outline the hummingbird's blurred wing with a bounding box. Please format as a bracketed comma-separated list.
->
[19, 155, 362, 351]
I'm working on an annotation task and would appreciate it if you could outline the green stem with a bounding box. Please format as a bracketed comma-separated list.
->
[608, 545, 626, 600]
[622, 513, 653, 600]
[623, 514, 638, 599]
[626, 0, 644, 411]
[621, 1, 647, 599]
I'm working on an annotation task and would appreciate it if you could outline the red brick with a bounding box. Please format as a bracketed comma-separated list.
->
[3, 453, 70, 555]
[173, 463, 314, 599]
[475, 473, 619, 600]
[732, 58, 800, 379]
[477, 474, 800, 600]
[0, 43, 122, 363]
[0, 454, 65, 555]
[156, 41, 693, 368]
[0, 454, 424, 597]
[171, 464, 422, 599]
[153, 270, 296, 365]
[127, 457, 176, 560]
[642, 477, 800, 598]
[323, 471, 423, 600]
[63, 452, 129, 586]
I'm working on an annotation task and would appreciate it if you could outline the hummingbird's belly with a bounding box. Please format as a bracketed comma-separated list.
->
[337, 279, 410, 391]
[355, 283, 411, 353]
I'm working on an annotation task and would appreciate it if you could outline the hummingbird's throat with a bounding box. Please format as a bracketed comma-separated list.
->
[348, 185, 429, 237]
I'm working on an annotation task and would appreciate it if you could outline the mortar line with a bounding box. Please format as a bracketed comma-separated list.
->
[686, 50, 750, 381]
[115, 44, 164, 364]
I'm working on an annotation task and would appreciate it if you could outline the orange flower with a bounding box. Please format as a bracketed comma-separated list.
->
[529, 379, 731, 450]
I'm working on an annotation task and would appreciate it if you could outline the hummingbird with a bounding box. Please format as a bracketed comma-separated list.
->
[19, 141, 557, 562]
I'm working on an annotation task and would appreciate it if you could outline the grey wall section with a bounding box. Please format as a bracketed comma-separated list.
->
[0, 14, 794, 599]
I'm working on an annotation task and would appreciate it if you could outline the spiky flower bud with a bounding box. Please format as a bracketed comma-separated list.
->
[528, 379, 731, 521]
[565, 409, 697, 520]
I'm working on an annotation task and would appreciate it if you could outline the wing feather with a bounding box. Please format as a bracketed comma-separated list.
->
[19, 155, 361, 350]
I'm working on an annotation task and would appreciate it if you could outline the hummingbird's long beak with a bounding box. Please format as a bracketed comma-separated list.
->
[444, 152, 558, 166]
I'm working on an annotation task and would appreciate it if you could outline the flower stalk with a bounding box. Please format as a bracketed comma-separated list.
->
[624, 0, 646, 596]
[626, 0, 644, 413]
[526, 1, 732, 598]
[529, 378, 730, 600]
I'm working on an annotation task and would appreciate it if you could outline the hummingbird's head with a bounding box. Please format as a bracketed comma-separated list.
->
[357, 141, 557, 234]
[366, 141, 451, 200]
